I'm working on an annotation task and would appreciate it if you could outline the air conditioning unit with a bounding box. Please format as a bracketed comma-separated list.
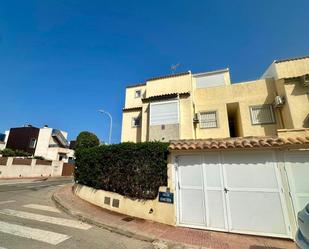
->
[274, 96, 285, 108]
[301, 74, 309, 87]
[193, 113, 199, 123]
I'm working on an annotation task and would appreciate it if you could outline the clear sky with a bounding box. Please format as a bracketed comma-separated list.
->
[0, 0, 308, 143]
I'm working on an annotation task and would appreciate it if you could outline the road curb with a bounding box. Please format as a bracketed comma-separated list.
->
[52, 187, 155, 243]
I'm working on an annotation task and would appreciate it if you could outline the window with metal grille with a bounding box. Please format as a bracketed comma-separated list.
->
[199, 111, 218, 128]
[250, 105, 275, 125]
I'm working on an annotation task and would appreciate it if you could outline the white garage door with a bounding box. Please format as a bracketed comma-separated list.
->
[285, 152, 309, 218]
[176, 151, 291, 238]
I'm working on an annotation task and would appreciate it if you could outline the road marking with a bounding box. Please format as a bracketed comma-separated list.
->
[0, 209, 91, 230]
[23, 204, 61, 213]
[0, 221, 70, 245]
[0, 200, 16, 205]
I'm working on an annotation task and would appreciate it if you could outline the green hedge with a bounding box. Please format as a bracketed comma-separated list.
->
[74, 142, 169, 200]
[0, 148, 32, 157]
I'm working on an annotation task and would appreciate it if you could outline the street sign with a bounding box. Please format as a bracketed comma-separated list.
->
[159, 191, 174, 204]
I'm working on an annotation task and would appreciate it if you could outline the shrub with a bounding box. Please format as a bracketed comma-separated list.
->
[75, 131, 100, 150]
[34, 156, 45, 160]
[0, 148, 31, 157]
[0, 148, 15, 157]
[74, 142, 169, 200]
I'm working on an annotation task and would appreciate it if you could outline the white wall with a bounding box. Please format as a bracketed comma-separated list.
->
[0, 130, 10, 150]
[34, 127, 74, 162]
[35, 127, 52, 159]
[0, 158, 64, 178]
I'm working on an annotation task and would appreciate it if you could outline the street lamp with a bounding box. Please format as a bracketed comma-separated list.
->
[98, 109, 113, 144]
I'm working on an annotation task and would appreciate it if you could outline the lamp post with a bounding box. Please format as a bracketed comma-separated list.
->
[98, 109, 112, 144]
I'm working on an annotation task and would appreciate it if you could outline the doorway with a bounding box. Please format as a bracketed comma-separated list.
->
[226, 102, 243, 137]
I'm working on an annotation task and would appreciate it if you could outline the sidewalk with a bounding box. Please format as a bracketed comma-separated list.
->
[0, 176, 72, 185]
[53, 185, 296, 249]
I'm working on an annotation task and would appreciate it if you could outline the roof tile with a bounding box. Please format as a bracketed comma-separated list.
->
[169, 136, 309, 151]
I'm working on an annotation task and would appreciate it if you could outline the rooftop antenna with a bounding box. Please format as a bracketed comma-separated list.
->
[171, 63, 180, 74]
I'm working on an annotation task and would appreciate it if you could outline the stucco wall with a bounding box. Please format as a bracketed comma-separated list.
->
[75, 184, 175, 225]
[275, 58, 309, 79]
[278, 128, 309, 139]
[124, 85, 146, 109]
[194, 78, 279, 138]
[122, 59, 309, 141]
[146, 74, 192, 98]
[35, 128, 52, 158]
[262, 58, 309, 80]
[121, 110, 142, 142]
[283, 80, 309, 129]
[0, 158, 64, 178]
[149, 124, 179, 142]
[0, 143, 5, 150]
[179, 97, 195, 139]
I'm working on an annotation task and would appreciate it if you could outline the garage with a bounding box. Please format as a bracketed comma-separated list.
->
[284, 151, 309, 218]
[175, 150, 291, 238]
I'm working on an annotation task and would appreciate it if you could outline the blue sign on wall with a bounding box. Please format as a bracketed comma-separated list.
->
[159, 191, 174, 204]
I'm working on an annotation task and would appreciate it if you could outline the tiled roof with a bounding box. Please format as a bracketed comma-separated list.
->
[142, 92, 190, 102]
[125, 72, 191, 88]
[275, 55, 309, 64]
[169, 136, 309, 150]
[126, 83, 146, 89]
[146, 71, 190, 82]
[284, 73, 309, 81]
[122, 106, 142, 112]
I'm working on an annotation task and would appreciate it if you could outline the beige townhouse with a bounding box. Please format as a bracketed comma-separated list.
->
[118, 56, 309, 240]
[75, 56, 309, 242]
[121, 56, 309, 143]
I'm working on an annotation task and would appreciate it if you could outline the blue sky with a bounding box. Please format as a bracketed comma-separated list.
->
[0, 0, 308, 143]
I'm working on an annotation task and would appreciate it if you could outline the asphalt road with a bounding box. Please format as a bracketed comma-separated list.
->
[0, 178, 153, 249]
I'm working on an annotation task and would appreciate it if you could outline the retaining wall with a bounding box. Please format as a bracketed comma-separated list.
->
[74, 184, 176, 225]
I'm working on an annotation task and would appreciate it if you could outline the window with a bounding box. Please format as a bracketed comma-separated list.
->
[199, 111, 218, 128]
[250, 105, 275, 125]
[29, 138, 37, 148]
[150, 100, 179, 125]
[132, 116, 141, 127]
[135, 90, 141, 98]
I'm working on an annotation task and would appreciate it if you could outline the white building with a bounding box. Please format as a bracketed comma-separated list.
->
[4, 125, 74, 162]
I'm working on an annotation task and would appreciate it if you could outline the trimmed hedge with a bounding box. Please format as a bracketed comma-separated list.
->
[74, 142, 169, 200]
